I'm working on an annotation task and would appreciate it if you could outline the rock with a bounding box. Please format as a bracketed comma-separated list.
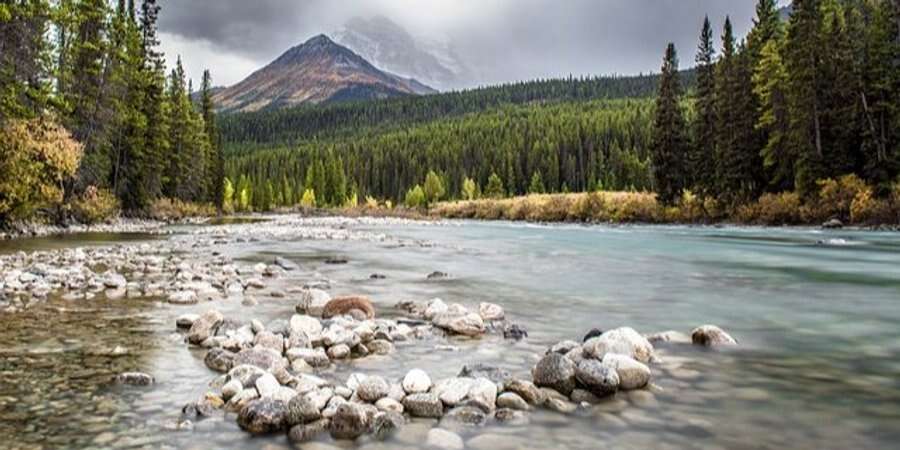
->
[327, 344, 351, 359]
[227, 365, 267, 388]
[286, 393, 322, 426]
[113, 372, 154, 386]
[503, 379, 545, 405]
[250, 319, 265, 334]
[367, 339, 394, 355]
[601, 353, 651, 390]
[458, 364, 510, 387]
[545, 397, 577, 414]
[375, 397, 404, 414]
[548, 340, 581, 355]
[289, 314, 322, 339]
[357, 375, 390, 402]
[233, 347, 286, 373]
[444, 406, 487, 426]
[434, 312, 485, 337]
[402, 393, 444, 418]
[187, 310, 224, 345]
[427, 271, 449, 279]
[204, 348, 235, 373]
[691, 325, 738, 346]
[288, 418, 330, 443]
[322, 296, 375, 319]
[103, 273, 127, 289]
[583, 328, 604, 342]
[570, 389, 600, 404]
[329, 403, 369, 440]
[502, 323, 528, 340]
[222, 379, 243, 400]
[645, 330, 692, 344]
[575, 359, 620, 396]
[274, 256, 299, 271]
[287, 331, 310, 350]
[822, 218, 844, 229]
[532, 353, 577, 395]
[466, 378, 497, 412]
[371, 411, 404, 440]
[402, 369, 432, 394]
[321, 326, 356, 347]
[252, 331, 284, 354]
[426, 428, 464, 450]
[582, 327, 655, 363]
[494, 408, 529, 425]
[176, 314, 200, 329]
[237, 398, 288, 434]
[424, 298, 449, 320]
[225, 388, 259, 413]
[296, 288, 331, 315]
[435, 378, 474, 406]
[496, 392, 530, 411]
[369, 273, 387, 280]
[255, 373, 281, 398]
[168, 290, 198, 305]
[478, 302, 505, 321]
[286, 347, 330, 368]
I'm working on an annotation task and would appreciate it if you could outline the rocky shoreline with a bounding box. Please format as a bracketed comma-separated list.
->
[0, 218, 174, 241]
[163, 295, 738, 446]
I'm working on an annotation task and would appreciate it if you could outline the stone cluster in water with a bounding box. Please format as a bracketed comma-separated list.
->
[170, 292, 737, 446]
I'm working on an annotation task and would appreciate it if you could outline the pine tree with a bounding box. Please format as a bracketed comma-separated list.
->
[528, 171, 545, 194]
[650, 43, 688, 205]
[200, 69, 223, 206]
[0, 0, 53, 121]
[423, 170, 445, 204]
[691, 16, 716, 195]
[485, 172, 506, 199]
[754, 37, 793, 190]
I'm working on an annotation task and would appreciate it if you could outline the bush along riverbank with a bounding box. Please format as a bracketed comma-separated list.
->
[430, 175, 900, 228]
[168, 297, 738, 444]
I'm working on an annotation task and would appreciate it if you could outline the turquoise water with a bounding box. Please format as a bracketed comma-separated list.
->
[1, 220, 898, 449]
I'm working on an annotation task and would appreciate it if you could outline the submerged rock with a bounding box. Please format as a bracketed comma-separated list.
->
[402, 369, 432, 394]
[575, 359, 620, 396]
[288, 418, 330, 443]
[532, 353, 577, 395]
[502, 323, 528, 340]
[582, 327, 655, 363]
[600, 353, 650, 390]
[503, 379, 545, 405]
[403, 393, 444, 418]
[691, 325, 738, 346]
[237, 398, 288, 434]
[204, 348, 235, 373]
[645, 330, 692, 344]
[427, 428, 464, 450]
[822, 218, 844, 229]
[188, 310, 224, 345]
[113, 372, 154, 386]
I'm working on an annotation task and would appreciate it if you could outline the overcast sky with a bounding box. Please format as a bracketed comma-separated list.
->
[158, 0, 778, 89]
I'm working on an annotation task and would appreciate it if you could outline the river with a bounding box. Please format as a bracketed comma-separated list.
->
[1, 217, 898, 449]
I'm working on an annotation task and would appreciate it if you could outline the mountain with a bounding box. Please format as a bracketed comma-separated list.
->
[212, 34, 434, 113]
[333, 16, 473, 91]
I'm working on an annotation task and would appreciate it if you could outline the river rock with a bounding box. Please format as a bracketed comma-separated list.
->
[822, 218, 844, 229]
[503, 379, 545, 405]
[427, 428, 464, 450]
[601, 353, 651, 390]
[253, 331, 284, 354]
[286, 393, 322, 426]
[494, 408, 529, 425]
[327, 344, 351, 359]
[496, 392, 530, 411]
[225, 388, 259, 413]
[478, 302, 505, 321]
[548, 340, 581, 355]
[458, 364, 510, 387]
[402, 369, 432, 394]
[357, 375, 390, 402]
[329, 403, 370, 440]
[227, 365, 267, 388]
[546, 397, 577, 414]
[502, 323, 529, 340]
[371, 411, 404, 440]
[288, 418, 330, 443]
[402, 393, 444, 418]
[237, 398, 288, 434]
[274, 256, 299, 271]
[287, 347, 330, 368]
[168, 290, 198, 305]
[435, 378, 474, 406]
[188, 310, 224, 345]
[296, 288, 331, 314]
[575, 359, 620, 396]
[424, 298, 449, 320]
[176, 314, 199, 329]
[322, 296, 375, 319]
[434, 312, 485, 337]
[204, 348, 235, 373]
[233, 347, 286, 373]
[532, 353, 577, 395]
[367, 339, 394, 355]
[103, 273, 127, 289]
[375, 397, 404, 414]
[466, 378, 498, 412]
[255, 373, 281, 398]
[645, 330, 692, 344]
[222, 379, 243, 400]
[289, 314, 322, 339]
[443, 406, 487, 426]
[582, 327, 655, 363]
[691, 325, 738, 346]
[113, 372, 154, 386]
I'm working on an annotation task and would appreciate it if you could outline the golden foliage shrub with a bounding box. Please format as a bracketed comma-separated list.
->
[148, 198, 216, 221]
[71, 186, 120, 224]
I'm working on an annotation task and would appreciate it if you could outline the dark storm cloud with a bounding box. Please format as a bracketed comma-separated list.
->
[158, 0, 767, 88]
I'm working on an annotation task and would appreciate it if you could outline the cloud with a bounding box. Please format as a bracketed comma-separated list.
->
[158, 0, 762, 88]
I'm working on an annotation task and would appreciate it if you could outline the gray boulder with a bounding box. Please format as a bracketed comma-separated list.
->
[237, 398, 288, 434]
[329, 403, 370, 440]
[575, 359, 620, 396]
[402, 393, 444, 418]
[691, 325, 738, 346]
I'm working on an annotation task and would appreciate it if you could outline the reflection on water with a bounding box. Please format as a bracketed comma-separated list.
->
[1, 221, 899, 449]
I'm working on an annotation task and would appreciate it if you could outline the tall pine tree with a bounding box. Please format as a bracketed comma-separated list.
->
[691, 16, 716, 195]
[650, 43, 688, 205]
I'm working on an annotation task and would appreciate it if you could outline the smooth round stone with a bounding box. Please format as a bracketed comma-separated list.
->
[358, 375, 391, 403]
[532, 353, 576, 395]
[402, 369, 432, 394]
[327, 344, 351, 360]
[601, 353, 651, 390]
[375, 397, 404, 414]
[496, 392, 530, 411]
[402, 393, 443, 418]
[426, 428, 464, 450]
[691, 325, 738, 346]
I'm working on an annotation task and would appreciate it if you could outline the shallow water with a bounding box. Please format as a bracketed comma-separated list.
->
[1, 219, 899, 449]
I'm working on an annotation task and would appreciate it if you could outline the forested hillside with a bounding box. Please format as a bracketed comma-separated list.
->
[219, 73, 689, 150]
[0, 0, 221, 224]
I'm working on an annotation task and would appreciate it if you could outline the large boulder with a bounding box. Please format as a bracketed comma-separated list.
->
[286, 393, 323, 426]
[329, 403, 370, 440]
[188, 310, 223, 345]
[600, 353, 650, 390]
[691, 325, 737, 346]
[532, 353, 577, 395]
[204, 348, 235, 373]
[233, 347, 286, 373]
[575, 359, 620, 396]
[582, 327, 655, 363]
[237, 398, 288, 434]
[322, 296, 375, 319]
[296, 288, 331, 315]
[402, 393, 444, 418]
[433, 312, 485, 337]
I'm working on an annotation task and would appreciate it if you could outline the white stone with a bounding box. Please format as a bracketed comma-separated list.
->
[402, 369, 432, 394]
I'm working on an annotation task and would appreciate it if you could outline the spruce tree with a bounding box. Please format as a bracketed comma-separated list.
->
[200, 70, 223, 206]
[691, 16, 716, 195]
[754, 37, 793, 191]
[650, 43, 687, 205]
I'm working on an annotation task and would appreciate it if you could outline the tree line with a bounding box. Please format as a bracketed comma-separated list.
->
[219, 73, 694, 152]
[0, 0, 222, 223]
[652, 0, 899, 206]
[223, 100, 655, 211]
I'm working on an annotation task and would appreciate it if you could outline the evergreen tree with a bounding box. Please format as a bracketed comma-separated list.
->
[754, 37, 793, 190]
[485, 172, 506, 199]
[650, 43, 688, 205]
[200, 69, 223, 206]
[528, 171, 545, 194]
[423, 170, 445, 204]
[691, 16, 716, 195]
[0, 0, 53, 121]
